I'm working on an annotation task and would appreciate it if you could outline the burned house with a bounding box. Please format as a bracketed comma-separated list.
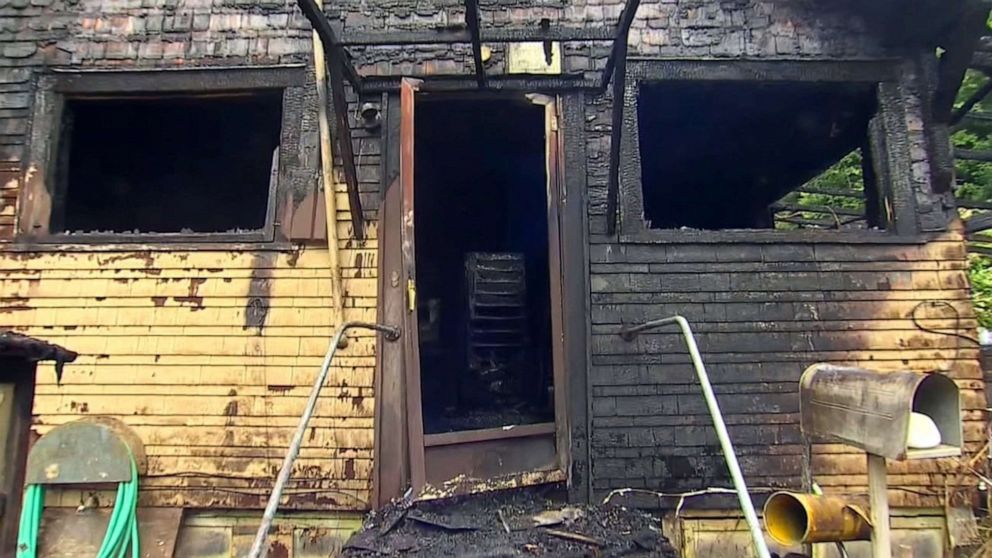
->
[0, 0, 987, 555]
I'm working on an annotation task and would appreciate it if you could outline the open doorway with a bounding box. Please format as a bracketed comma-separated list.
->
[372, 84, 568, 497]
[414, 98, 554, 435]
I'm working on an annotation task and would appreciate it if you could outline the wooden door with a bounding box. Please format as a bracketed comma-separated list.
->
[380, 86, 568, 496]
[399, 78, 427, 489]
[371, 148, 410, 506]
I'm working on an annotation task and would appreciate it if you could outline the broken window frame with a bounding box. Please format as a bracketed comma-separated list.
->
[616, 59, 921, 243]
[17, 67, 308, 244]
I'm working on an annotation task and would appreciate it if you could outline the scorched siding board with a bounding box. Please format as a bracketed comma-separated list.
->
[585, 233, 983, 505]
[0, 244, 379, 511]
[584, 77, 984, 506]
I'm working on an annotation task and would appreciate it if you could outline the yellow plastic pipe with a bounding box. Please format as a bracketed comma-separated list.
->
[763, 491, 872, 545]
[311, 0, 344, 323]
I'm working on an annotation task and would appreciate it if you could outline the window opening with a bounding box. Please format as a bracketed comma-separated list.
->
[636, 81, 880, 231]
[52, 92, 283, 234]
[415, 98, 554, 434]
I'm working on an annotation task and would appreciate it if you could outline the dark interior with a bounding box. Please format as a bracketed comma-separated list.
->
[415, 98, 554, 434]
[54, 92, 283, 234]
[636, 81, 879, 230]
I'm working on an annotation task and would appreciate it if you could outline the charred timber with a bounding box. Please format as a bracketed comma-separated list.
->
[601, 0, 641, 234]
[358, 74, 597, 93]
[933, 2, 990, 123]
[959, 112, 992, 125]
[338, 27, 614, 46]
[295, 0, 362, 91]
[951, 76, 992, 126]
[966, 212, 992, 233]
[600, 0, 642, 91]
[604, 39, 626, 236]
[972, 50, 992, 73]
[771, 203, 865, 218]
[296, 0, 366, 237]
[955, 147, 992, 162]
[604, 0, 641, 235]
[464, 0, 486, 89]
[796, 186, 864, 199]
[956, 197, 992, 210]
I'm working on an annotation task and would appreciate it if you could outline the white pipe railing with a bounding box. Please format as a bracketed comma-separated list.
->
[619, 315, 772, 558]
[248, 321, 401, 558]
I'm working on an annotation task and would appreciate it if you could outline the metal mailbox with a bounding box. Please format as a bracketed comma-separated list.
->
[799, 364, 961, 461]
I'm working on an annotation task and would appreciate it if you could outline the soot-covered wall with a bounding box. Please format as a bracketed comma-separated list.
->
[0, 0, 977, 517]
[581, 52, 979, 508]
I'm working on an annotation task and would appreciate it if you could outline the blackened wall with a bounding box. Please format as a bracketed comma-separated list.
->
[0, 0, 981, 512]
[580, 46, 979, 509]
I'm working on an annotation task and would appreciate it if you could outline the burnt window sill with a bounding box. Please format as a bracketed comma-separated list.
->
[8, 231, 298, 253]
[617, 228, 930, 245]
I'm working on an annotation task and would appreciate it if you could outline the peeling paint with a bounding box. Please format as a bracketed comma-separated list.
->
[244, 253, 274, 333]
[173, 295, 204, 309]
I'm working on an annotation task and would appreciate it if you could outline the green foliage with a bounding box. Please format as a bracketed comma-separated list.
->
[952, 70, 992, 205]
[798, 151, 866, 210]
[955, 67, 992, 329]
[775, 151, 865, 230]
[969, 254, 992, 329]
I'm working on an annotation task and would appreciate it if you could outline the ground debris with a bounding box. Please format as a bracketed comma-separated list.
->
[407, 510, 481, 532]
[543, 529, 602, 547]
[518, 507, 585, 529]
[342, 487, 680, 557]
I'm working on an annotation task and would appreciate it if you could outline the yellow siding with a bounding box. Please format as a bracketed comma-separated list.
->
[0, 225, 379, 511]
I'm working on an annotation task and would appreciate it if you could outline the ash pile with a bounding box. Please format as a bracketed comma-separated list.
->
[342, 487, 680, 558]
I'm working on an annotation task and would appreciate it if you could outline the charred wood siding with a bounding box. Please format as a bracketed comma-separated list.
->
[0, 163, 17, 241]
[0, 0, 976, 524]
[0, 247, 380, 510]
[586, 238, 983, 506]
[583, 67, 983, 506]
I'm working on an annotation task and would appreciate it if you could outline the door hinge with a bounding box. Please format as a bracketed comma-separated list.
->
[407, 279, 416, 312]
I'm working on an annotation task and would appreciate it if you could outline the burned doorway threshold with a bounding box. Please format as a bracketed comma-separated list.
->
[344, 487, 681, 558]
[418, 467, 568, 503]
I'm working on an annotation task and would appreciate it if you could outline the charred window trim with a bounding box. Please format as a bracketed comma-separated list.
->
[616, 59, 922, 244]
[18, 67, 307, 244]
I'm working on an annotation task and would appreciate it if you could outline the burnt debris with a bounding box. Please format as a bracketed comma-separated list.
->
[343, 488, 680, 558]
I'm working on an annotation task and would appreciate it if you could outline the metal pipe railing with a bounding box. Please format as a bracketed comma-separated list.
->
[248, 321, 401, 558]
[619, 315, 772, 558]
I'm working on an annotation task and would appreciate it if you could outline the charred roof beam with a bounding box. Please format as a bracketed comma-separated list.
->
[600, 0, 642, 91]
[296, 0, 362, 91]
[296, 0, 366, 238]
[952, 74, 992, 126]
[604, 0, 642, 235]
[338, 27, 614, 46]
[935, 2, 991, 123]
[464, 0, 487, 89]
[955, 147, 992, 161]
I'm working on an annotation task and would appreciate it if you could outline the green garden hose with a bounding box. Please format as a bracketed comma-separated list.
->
[16, 451, 140, 558]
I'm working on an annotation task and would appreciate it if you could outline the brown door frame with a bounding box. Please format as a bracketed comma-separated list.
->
[399, 78, 428, 490]
[530, 93, 570, 475]
[385, 84, 570, 494]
